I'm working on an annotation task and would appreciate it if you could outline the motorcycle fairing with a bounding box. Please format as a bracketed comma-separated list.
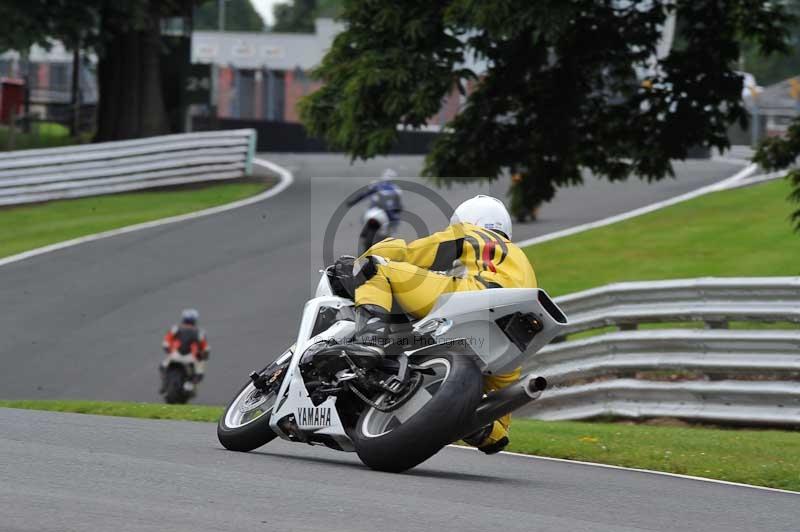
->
[269, 296, 356, 448]
[362, 205, 390, 228]
[413, 288, 567, 374]
[161, 351, 202, 377]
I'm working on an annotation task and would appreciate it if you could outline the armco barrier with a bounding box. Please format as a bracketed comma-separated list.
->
[0, 129, 257, 206]
[523, 277, 800, 426]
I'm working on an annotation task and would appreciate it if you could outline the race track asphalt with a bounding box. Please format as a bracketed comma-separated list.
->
[0, 408, 796, 532]
[0, 154, 743, 404]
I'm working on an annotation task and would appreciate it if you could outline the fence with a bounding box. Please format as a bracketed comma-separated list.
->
[0, 129, 257, 206]
[523, 277, 800, 426]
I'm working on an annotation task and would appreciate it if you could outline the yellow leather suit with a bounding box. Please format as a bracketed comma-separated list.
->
[354, 222, 537, 449]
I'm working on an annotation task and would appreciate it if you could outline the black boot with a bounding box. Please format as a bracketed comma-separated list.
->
[354, 304, 391, 348]
[463, 422, 510, 455]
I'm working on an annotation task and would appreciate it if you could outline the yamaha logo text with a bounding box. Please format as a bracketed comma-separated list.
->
[296, 407, 332, 427]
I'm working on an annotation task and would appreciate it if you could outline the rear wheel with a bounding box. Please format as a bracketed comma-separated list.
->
[352, 352, 482, 473]
[359, 221, 381, 254]
[217, 361, 287, 452]
[164, 366, 187, 404]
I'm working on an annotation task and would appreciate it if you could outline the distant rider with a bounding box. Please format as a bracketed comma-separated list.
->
[159, 309, 210, 392]
[347, 168, 404, 238]
[336, 195, 534, 454]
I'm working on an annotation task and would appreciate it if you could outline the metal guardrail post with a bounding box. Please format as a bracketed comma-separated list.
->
[245, 129, 256, 176]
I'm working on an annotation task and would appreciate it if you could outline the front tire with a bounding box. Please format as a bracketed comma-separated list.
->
[352, 352, 482, 473]
[217, 362, 286, 452]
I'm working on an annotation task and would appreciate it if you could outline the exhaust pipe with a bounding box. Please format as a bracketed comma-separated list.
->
[458, 374, 547, 439]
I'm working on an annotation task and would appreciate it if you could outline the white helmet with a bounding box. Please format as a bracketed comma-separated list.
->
[181, 308, 199, 325]
[450, 195, 513, 239]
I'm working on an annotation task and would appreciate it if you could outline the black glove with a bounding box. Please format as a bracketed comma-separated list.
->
[331, 255, 357, 298]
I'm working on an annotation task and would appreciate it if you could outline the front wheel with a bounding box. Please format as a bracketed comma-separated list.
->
[352, 352, 482, 473]
[217, 361, 287, 452]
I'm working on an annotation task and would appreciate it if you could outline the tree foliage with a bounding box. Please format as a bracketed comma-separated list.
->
[0, 0, 201, 141]
[741, 37, 800, 86]
[272, 0, 318, 33]
[0, 0, 98, 52]
[316, 0, 344, 19]
[194, 0, 265, 31]
[753, 119, 800, 232]
[270, 0, 343, 32]
[740, 1, 800, 86]
[300, 0, 794, 218]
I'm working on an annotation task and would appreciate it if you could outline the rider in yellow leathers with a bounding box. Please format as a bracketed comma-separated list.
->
[351, 195, 537, 454]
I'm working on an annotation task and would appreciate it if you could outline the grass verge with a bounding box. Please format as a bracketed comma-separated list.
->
[0, 180, 269, 259]
[0, 400, 223, 423]
[507, 418, 799, 492]
[525, 179, 800, 296]
[1, 400, 797, 491]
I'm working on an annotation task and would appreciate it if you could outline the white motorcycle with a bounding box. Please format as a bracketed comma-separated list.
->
[217, 265, 568, 472]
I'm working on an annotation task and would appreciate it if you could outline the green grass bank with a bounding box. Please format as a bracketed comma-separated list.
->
[525, 179, 800, 296]
[0, 180, 269, 259]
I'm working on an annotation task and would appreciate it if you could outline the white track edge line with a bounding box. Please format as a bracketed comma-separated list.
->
[514, 163, 758, 248]
[724, 169, 789, 190]
[448, 444, 798, 495]
[0, 157, 294, 269]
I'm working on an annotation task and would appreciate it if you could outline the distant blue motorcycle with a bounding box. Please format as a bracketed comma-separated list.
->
[347, 169, 403, 254]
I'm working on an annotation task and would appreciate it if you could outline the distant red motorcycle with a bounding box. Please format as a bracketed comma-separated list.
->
[160, 350, 205, 404]
[159, 309, 209, 404]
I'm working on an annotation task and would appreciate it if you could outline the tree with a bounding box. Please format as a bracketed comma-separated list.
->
[753, 120, 800, 231]
[194, 0, 265, 31]
[300, 1, 794, 219]
[272, 0, 317, 33]
[267, 0, 343, 33]
[316, 0, 344, 19]
[0, 1, 92, 53]
[0, 0, 201, 142]
[94, 1, 170, 141]
[740, 1, 800, 85]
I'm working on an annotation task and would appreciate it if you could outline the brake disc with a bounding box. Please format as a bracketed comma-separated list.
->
[238, 389, 271, 414]
[239, 367, 282, 414]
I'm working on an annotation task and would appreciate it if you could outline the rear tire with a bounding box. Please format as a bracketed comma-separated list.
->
[217, 362, 286, 452]
[359, 223, 380, 255]
[164, 366, 187, 404]
[352, 352, 482, 473]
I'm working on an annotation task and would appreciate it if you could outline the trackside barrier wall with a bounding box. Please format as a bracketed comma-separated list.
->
[0, 129, 257, 206]
[523, 277, 800, 426]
